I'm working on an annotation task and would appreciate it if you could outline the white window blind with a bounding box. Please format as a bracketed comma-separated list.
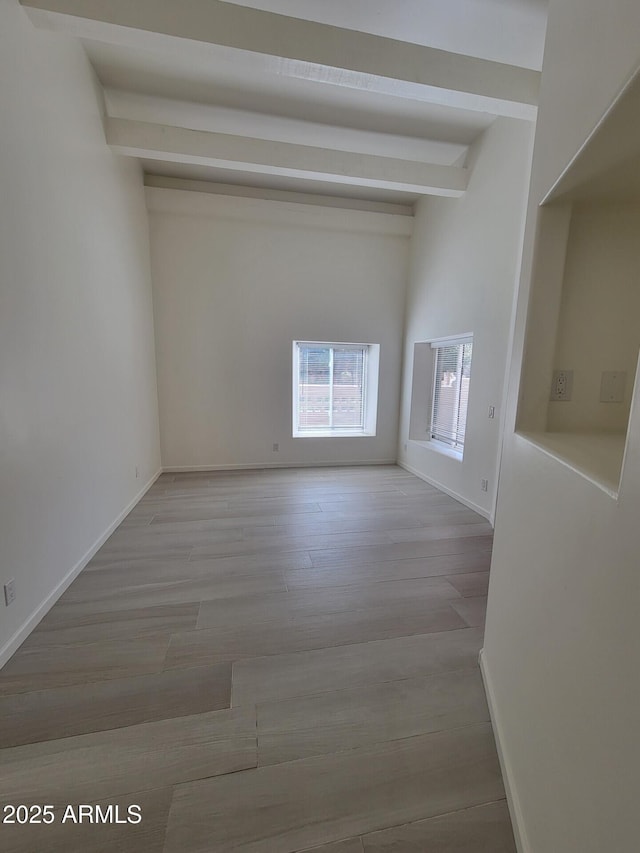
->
[430, 339, 473, 450]
[295, 343, 367, 433]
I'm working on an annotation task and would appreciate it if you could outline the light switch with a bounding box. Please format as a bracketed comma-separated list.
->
[600, 371, 626, 403]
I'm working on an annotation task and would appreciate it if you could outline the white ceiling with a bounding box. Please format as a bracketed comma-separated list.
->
[21, 0, 549, 205]
[220, 0, 548, 68]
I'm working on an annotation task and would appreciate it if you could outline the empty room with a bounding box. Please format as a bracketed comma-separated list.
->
[1, 1, 639, 852]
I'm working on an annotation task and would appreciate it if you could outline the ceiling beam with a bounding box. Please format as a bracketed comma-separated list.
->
[104, 90, 469, 167]
[21, 0, 539, 119]
[106, 118, 469, 197]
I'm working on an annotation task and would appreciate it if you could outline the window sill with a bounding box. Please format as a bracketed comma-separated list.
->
[293, 430, 375, 438]
[409, 438, 464, 461]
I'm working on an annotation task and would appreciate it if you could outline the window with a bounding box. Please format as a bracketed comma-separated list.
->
[293, 341, 379, 437]
[430, 337, 473, 452]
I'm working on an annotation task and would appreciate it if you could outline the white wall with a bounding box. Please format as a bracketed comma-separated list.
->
[148, 187, 411, 469]
[396, 117, 534, 519]
[548, 201, 640, 434]
[0, 0, 161, 664]
[483, 1, 640, 850]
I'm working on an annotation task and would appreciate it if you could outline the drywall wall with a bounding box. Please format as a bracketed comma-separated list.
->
[0, 0, 161, 664]
[483, 1, 640, 850]
[547, 200, 640, 433]
[148, 187, 411, 469]
[396, 117, 534, 518]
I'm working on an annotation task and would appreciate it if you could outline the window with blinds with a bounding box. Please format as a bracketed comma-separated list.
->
[430, 338, 473, 450]
[293, 342, 376, 436]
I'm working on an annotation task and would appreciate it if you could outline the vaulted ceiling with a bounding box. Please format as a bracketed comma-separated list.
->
[21, 0, 548, 205]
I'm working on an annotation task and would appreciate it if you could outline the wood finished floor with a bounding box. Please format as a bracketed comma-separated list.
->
[0, 466, 515, 853]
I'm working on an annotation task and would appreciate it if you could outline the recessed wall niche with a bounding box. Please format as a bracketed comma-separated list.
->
[517, 69, 640, 497]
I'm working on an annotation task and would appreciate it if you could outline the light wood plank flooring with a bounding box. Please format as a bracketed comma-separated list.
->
[0, 465, 515, 852]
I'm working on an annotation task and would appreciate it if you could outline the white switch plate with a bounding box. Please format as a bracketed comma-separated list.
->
[600, 371, 626, 403]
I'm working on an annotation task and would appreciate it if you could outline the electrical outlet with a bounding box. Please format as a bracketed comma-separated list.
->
[481, 479, 489, 492]
[550, 369, 573, 401]
[272, 443, 279, 452]
[4, 579, 16, 606]
[488, 405, 495, 419]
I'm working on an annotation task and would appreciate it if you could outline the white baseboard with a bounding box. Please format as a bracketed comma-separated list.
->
[0, 468, 162, 669]
[479, 648, 531, 853]
[163, 459, 397, 472]
[397, 460, 492, 522]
